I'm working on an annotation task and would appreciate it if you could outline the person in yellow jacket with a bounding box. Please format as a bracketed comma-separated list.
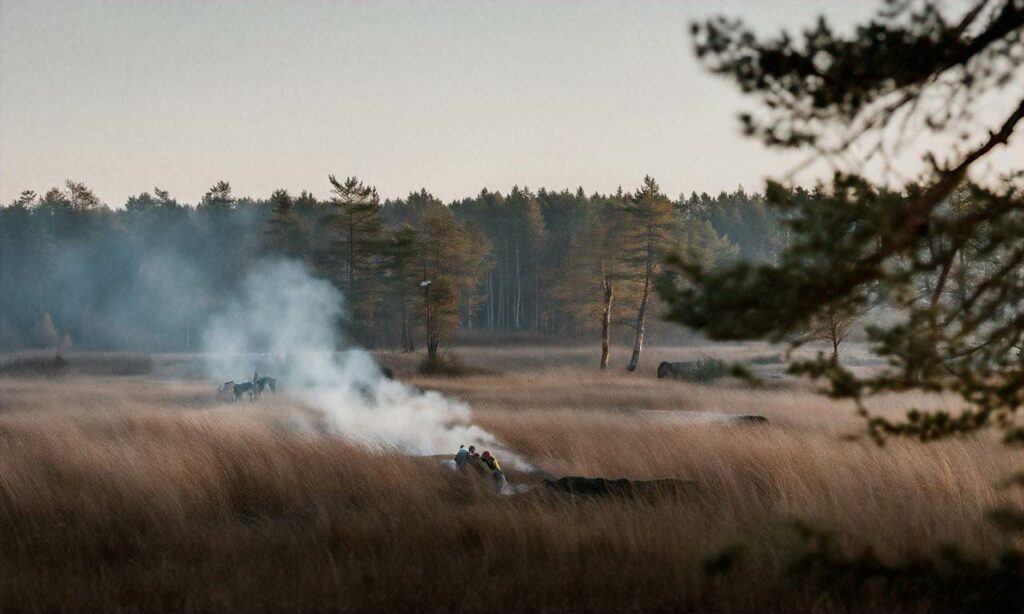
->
[480, 451, 507, 493]
[480, 450, 501, 473]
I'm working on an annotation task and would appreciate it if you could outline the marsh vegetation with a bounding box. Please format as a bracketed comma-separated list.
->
[2, 346, 1018, 612]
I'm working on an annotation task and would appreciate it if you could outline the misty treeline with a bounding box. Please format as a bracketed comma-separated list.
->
[0, 176, 793, 363]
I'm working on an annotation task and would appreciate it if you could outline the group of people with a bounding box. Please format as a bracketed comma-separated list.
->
[453, 444, 506, 491]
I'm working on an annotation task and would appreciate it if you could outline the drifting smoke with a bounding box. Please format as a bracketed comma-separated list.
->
[201, 260, 499, 456]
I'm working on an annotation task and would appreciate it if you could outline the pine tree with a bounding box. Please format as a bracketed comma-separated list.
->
[65, 180, 101, 211]
[415, 210, 490, 357]
[505, 187, 547, 331]
[623, 176, 677, 371]
[663, 0, 1024, 441]
[654, 4, 1024, 600]
[419, 213, 457, 357]
[324, 175, 384, 340]
[536, 188, 591, 334]
[457, 222, 491, 331]
[262, 189, 309, 261]
[198, 181, 234, 214]
[36, 313, 59, 349]
[125, 192, 158, 214]
[382, 225, 421, 352]
[562, 190, 636, 368]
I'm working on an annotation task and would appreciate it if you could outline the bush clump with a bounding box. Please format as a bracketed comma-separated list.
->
[417, 354, 492, 377]
[688, 358, 730, 382]
[0, 353, 70, 377]
[747, 353, 783, 365]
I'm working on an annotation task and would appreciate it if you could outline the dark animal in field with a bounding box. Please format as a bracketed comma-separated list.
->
[544, 476, 698, 500]
[657, 361, 695, 379]
[217, 381, 234, 399]
[233, 381, 255, 402]
[253, 376, 276, 398]
[218, 380, 255, 402]
[730, 415, 768, 425]
[381, 366, 394, 380]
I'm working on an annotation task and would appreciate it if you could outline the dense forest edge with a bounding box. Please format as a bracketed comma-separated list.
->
[0, 177, 795, 357]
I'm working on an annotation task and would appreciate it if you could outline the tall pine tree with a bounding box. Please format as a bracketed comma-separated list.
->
[623, 176, 676, 371]
[324, 175, 384, 342]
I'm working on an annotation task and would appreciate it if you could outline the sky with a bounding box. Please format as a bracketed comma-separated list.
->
[0, 0, 1006, 207]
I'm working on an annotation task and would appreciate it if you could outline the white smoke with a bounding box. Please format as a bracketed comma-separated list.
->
[201, 260, 500, 456]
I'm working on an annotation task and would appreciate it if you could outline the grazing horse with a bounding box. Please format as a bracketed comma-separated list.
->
[232, 381, 256, 402]
[253, 376, 276, 398]
[218, 380, 255, 402]
[217, 381, 234, 399]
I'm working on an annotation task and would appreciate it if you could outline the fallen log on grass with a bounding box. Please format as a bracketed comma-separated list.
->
[543, 476, 698, 499]
[637, 410, 769, 426]
[731, 415, 768, 425]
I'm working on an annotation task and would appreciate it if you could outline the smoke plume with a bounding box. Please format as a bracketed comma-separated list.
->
[201, 260, 499, 455]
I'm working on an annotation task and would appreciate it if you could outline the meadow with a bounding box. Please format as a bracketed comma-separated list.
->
[1, 345, 1020, 612]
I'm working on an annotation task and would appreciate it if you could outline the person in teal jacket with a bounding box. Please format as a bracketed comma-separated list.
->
[454, 444, 469, 466]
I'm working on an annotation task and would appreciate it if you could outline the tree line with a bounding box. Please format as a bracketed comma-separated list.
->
[0, 176, 792, 368]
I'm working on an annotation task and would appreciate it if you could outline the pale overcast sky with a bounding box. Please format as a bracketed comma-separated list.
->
[0, 1, 994, 206]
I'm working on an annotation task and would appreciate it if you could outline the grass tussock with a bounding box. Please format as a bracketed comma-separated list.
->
[417, 353, 493, 377]
[673, 357, 732, 382]
[747, 353, 785, 365]
[1, 350, 1021, 612]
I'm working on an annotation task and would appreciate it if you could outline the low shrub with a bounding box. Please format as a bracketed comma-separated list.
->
[417, 353, 492, 377]
[747, 353, 784, 365]
[0, 353, 70, 377]
[685, 357, 731, 382]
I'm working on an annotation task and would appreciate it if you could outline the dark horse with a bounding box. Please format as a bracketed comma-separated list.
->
[218, 380, 255, 402]
[253, 375, 276, 398]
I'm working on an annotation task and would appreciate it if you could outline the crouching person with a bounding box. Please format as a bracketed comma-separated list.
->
[454, 444, 469, 467]
[480, 451, 508, 493]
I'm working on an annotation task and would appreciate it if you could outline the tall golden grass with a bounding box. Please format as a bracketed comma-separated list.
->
[1, 347, 1020, 612]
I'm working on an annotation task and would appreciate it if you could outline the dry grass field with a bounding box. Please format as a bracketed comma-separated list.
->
[1, 345, 1021, 612]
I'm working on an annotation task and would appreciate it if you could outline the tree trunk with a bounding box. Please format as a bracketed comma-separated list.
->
[487, 271, 494, 329]
[400, 291, 414, 353]
[627, 276, 652, 372]
[829, 318, 841, 365]
[600, 278, 614, 369]
[628, 242, 655, 371]
[534, 263, 540, 331]
[515, 242, 521, 330]
[347, 220, 355, 295]
[498, 255, 505, 329]
[423, 262, 436, 357]
[957, 247, 968, 310]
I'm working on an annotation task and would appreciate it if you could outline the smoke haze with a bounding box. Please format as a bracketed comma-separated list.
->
[201, 260, 499, 456]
